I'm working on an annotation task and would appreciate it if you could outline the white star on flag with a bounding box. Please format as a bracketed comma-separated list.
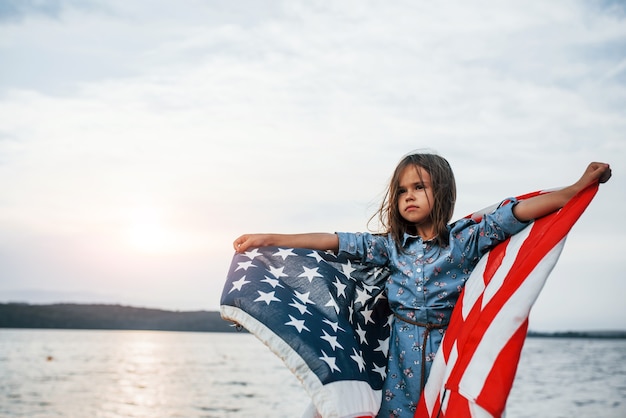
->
[274, 248, 296, 260]
[320, 329, 344, 351]
[298, 266, 323, 282]
[323, 318, 344, 333]
[254, 290, 281, 305]
[285, 314, 310, 333]
[374, 291, 387, 304]
[361, 307, 375, 324]
[355, 323, 368, 344]
[307, 250, 325, 263]
[289, 299, 311, 315]
[332, 276, 347, 298]
[236, 260, 255, 271]
[243, 248, 262, 260]
[229, 276, 250, 293]
[319, 350, 341, 373]
[341, 260, 356, 279]
[325, 294, 340, 314]
[375, 337, 390, 357]
[261, 276, 284, 288]
[294, 290, 315, 305]
[350, 348, 366, 372]
[363, 283, 380, 294]
[354, 287, 370, 307]
[372, 363, 387, 379]
[268, 265, 288, 279]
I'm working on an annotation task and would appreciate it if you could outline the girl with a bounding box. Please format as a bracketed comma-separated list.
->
[233, 152, 611, 417]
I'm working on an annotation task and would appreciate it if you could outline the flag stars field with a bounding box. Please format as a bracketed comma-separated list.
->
[223, 245, 392, 401]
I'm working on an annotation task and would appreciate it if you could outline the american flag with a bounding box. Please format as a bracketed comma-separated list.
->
[220, 185, 598, 418]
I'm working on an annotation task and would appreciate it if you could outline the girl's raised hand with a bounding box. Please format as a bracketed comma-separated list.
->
[579, 162, 611, 188]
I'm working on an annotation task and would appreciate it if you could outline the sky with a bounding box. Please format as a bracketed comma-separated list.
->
[0, 0, 625, 332]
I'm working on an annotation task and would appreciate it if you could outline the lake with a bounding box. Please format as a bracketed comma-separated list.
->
[0, 329, 624, 417]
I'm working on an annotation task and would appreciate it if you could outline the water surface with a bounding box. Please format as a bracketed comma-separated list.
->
[1, 329, 624, 417]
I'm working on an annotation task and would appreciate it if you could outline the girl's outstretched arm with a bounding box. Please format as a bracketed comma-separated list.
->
[513, 162, 611, 222]
[233, 233, 339, 254]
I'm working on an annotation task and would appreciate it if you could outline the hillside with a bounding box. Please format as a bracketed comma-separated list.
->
[0, 303, 241, 333]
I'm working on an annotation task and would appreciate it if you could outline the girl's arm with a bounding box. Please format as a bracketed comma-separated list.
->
[512, 162, 611, 222]
[233, 232, 339, 254]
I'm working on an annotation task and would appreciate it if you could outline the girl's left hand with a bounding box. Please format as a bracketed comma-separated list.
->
[584, 162, 611, 185]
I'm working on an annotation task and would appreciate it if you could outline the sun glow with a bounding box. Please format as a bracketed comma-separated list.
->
[126, 207, 172, 254]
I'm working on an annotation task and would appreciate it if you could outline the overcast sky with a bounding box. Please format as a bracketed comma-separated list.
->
[1, 0, 624, 331]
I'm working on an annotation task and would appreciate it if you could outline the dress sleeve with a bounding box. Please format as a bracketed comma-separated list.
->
[451, 197, 530, 261]
[336, 232, 391, 267]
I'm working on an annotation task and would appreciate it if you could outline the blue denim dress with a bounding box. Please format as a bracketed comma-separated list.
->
[337, 199, 529, 417]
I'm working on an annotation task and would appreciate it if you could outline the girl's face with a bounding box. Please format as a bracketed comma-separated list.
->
[397, 164, 434, 226]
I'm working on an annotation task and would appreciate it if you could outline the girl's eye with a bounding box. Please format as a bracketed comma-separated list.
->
[415, 184, 425, 190]
[398, 188, 407, 195]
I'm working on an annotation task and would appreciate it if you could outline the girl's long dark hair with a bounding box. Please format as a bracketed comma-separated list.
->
[372, 152, 456, 250]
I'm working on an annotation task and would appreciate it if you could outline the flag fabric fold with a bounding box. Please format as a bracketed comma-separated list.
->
[220, 185, 598, 418]
[220, 247, 392, 418]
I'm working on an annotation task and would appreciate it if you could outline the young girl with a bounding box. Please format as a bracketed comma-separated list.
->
[233, 152, 611, 417]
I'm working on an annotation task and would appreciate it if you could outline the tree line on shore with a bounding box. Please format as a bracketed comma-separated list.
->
[1, 303, 625, 338]
[0, 303, 240, 333]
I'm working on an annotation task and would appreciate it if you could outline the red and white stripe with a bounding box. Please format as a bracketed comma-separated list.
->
[415, 184, 599, 418]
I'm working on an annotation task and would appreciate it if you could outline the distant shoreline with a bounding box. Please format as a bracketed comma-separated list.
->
[1, 303, 625, 338]
[0, 302, 241, 333]
[526, 330, 626, 339]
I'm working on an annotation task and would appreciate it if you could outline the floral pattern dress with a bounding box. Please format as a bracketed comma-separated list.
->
[336, 198, 529, 417]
